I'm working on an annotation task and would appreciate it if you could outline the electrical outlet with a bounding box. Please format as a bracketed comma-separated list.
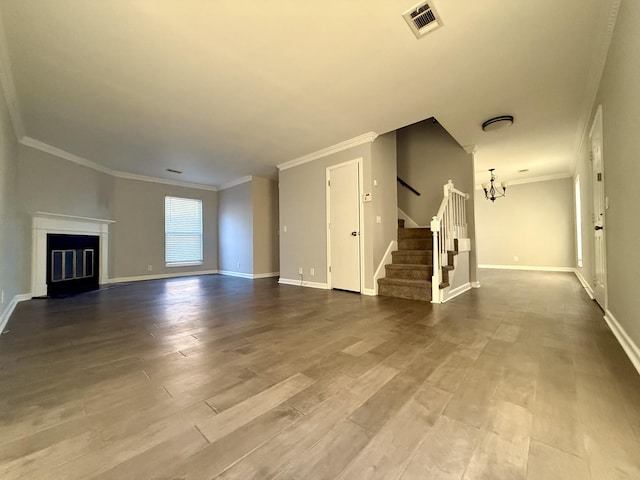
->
[514, 256, 519, 262]
[298, 267, 303, 275]
[310, 267, 315, 276]
[147, 265, 153, 272]
[283, 225, 288, 232]
[376, 216, 381, 224]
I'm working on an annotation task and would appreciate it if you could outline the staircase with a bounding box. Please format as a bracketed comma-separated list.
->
[377, 219, 454, 302]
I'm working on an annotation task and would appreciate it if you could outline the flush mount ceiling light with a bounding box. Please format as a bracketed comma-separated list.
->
[482, 115, 514, 132]
[482, 168, 507, 202]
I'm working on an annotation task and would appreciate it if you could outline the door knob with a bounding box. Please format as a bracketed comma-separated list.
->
[595, 226, 603, 231]
[351, 231, 358, 236]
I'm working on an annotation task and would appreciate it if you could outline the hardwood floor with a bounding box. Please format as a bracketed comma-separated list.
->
[1, 270, 639, 479]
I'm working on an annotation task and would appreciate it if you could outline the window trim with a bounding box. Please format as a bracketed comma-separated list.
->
[164, 195, 204, 268]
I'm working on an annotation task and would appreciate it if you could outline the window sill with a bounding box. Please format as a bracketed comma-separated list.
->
[166, 262, 204, 268]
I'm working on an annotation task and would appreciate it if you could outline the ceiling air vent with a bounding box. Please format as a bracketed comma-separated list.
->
[403, 1, 442, 39]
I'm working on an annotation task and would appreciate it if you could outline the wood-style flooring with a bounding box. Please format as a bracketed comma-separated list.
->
[1, 270, 639, 479]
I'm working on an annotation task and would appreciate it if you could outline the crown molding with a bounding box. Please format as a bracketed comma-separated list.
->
[277, 131, 379, 171]
[0, 9, 25, 139]
[474, 172, 572, 189]
[218, 175, 252, 190]
[463, 145, 477, 155]
[21, 136, 113, 174]
[111, 170, 218, 191]
[20, 137, 218, 191]
[572, 0, 622, 163]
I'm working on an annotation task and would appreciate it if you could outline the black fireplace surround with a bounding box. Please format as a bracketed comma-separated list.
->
[46, 234, 100, 297]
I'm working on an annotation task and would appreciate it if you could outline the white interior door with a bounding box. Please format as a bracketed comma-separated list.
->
[328, 161, 361, 292]
[590, 106, 607, 309]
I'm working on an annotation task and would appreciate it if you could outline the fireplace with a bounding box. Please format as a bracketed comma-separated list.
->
[31, 212, 114, 298]
[46, 234, 100, 296]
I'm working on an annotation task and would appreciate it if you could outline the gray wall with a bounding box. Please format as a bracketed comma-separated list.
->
[111, 178, 218, 279]
[371, 132, 398, 272]
[586, 0, 640, 347]
[475, 178, 575, 268]
[252, 177, 279, 275]
[397, 120, 474, 225]
[18, 146, 114, 220]
[279, 143, 374, 287]
[218, 180, 254, 274]
[16, 144, 218, 283]
[0, 81, 29, 316]
[396, 119, 477, 283]
[279, 137, 397, 291]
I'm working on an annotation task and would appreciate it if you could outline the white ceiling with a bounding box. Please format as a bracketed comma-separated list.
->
[0, 0, 617, 188]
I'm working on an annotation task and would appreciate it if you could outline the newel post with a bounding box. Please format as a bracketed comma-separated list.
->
[430, 215, 441, 304]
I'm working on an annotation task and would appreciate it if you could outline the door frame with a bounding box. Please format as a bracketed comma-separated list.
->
[326, 157, 365, 292]
[589, 104, 608, 309]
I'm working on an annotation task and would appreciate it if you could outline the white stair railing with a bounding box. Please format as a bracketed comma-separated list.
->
[430, 180, 469, 303]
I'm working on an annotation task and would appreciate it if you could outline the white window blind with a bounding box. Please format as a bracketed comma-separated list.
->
[165, 196, 203, 266]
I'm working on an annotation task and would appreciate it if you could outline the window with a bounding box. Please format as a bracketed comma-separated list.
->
[165, 196, 203, 267]
[575, 175, 583, 268]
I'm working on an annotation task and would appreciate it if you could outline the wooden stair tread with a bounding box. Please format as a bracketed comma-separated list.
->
[383, 219, 462, 301]
[385, 264, 430, 269]
[378, 277, 430, 287]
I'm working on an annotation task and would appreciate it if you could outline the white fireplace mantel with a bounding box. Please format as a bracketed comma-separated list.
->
[31, 212, 115, 297]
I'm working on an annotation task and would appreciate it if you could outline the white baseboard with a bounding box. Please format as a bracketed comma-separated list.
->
[253, 272, 280, 279]
[373, 240, 397, 295]
[444, 282, 471, 303]
[471, 281, 481, 288]
[604, 309, 640, 375]
[574, 269, 594, 299]
[0, 293, 32, 334]
[479, 264, 576, 272]
[218, 270, 279, 279]
[108, 270, 219, 284]
[217, 270, 253, 279]
[278, 278, 329, 290]
[362, 288, 376, 296]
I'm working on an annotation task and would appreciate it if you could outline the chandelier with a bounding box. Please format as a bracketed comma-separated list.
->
[482, 168, 507, 202]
